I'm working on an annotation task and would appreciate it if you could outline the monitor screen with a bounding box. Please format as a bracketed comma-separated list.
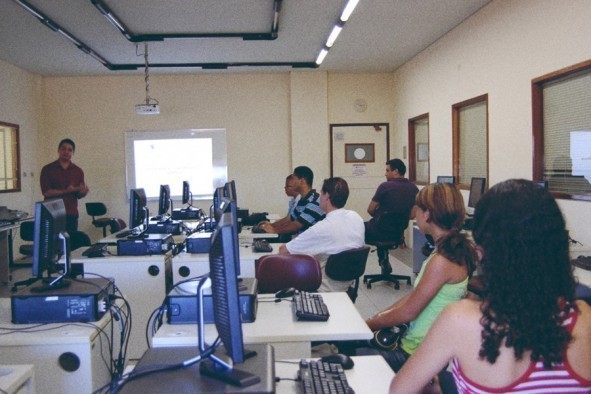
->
[533, 180, 549, 189]
[224, 180, 237, 204]
[217, 197, 241, 276]
[437, 176, 456, 184]
[129, 188, 148, 230]
[468, 177, 487, 208]
[158, 184, 171, 216]
[32, 198, 71, 290]
[212, 186, 225, 217]
[182, 181, 192, 205]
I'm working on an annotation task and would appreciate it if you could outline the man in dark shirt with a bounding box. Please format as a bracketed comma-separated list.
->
[365, 158, 418, 246]
[40, 138, 89, 232]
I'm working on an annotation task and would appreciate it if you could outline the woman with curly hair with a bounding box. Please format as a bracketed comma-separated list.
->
[360, 182, 477, 372]
[390, 179, 591, 393]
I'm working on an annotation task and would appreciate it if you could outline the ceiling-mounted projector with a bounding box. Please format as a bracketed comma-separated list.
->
[135, 103, 160, 115]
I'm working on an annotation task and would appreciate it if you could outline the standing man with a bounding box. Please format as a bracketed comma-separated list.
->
[259, 166, 325, 237]
[40, 138, 89, 232]
[279, 177, 365, 292]
[365, 159, 418, 269]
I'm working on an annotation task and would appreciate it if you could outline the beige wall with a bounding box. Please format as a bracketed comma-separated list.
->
[390, 0, 591, 250]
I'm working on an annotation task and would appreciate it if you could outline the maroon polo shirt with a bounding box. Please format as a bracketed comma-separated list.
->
[40, 160, 85, 217]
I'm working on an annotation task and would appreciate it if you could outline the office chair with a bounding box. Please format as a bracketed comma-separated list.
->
[18, 220, 34, 257]
[69, 231, 91, 251]
[85, 202, 112, 237]
[325, 246, 370, 302]
[255, 254, 322, 293]
[109, 218, 127, 234]
[363, 212, 412, 290]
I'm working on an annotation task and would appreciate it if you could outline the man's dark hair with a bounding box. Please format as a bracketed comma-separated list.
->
[321, 177, 349, 208]
[293, 166, 314, 186]
[58, 138, 76, 152]
[386, 158, 406, 175]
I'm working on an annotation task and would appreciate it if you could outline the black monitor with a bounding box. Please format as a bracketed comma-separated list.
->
[31, 199, 71, 291]
[467, 177, 487, 211]
[216, 197, 241, 276]
[158, 184, 172, 216]
[437, 175, 456, 184]
[182, 181, 192, 205]
[199, 211, 257, 386]
[129, 188, 148, 230]
[224, 180, 237, 204]
[534, 180, 549, 189]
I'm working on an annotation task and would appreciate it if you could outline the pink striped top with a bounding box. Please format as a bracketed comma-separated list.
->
[451, 311, 591, 393]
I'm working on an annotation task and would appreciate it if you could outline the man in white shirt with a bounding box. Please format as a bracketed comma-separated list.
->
[279, 177, 365, 292]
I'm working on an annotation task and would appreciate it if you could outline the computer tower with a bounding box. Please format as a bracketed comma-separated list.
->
[117, 233, 174, 256]
[185, 232, 212, 253]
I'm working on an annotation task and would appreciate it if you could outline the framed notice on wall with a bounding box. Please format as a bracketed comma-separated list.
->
[345, 143, 375, 163]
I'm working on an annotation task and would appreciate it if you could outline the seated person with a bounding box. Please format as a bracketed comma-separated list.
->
[365, 158, 418, 245]
[284, 174, 301, 216]
[390, 179, 591, 393]
[358, 182, 477, 373]
[278, 177, 365, 292]
[259, 166, 325, 238]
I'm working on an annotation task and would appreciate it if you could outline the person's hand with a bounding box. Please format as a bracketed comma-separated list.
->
[77, 182, 89, 198]
[259, 222, 276, 233]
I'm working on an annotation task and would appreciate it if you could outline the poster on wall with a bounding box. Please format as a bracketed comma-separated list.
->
[352, 164, 368, 177]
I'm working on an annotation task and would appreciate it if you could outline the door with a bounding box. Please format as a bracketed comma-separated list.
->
[330, 124, 389, 220]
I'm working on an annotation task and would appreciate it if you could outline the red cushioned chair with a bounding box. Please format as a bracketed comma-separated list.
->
[255, 254, 322, 294]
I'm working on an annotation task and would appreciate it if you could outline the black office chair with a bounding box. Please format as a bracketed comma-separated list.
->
[85, 202, 112, 237]
[325, 246, 370, 302]
[109, 218, 127, 234]
[19, 220, 35, 257]
[69, 231, 91, 251]
[363, 212, 412, 290]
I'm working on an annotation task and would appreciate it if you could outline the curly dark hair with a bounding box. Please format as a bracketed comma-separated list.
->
[471, 179, 577, 367]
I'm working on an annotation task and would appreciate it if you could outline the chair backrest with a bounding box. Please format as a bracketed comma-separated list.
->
[20, 220, 35, 242]
[325, 246, 370, 282]
[85, 202, 107, 218]
[109, 218, 127, 234]
[255, 254, 322, 293]
[69, 231, 91, 251]
[373, 211, 410, 242]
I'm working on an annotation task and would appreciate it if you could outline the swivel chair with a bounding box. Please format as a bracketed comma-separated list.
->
[255, 254, 322, 293]
[109, 218, 127, 234]
[85, 202, 111, 237]
[325, 246, 370, 302]
[18, 220, 35, 257]
[363, 212, 412, 290]
[69, 231, 91, 251]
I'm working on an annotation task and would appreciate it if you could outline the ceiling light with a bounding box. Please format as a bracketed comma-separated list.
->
[326, 24, 343, 48]
[340, 0, 360, 22]
[315, 48, 329, 65]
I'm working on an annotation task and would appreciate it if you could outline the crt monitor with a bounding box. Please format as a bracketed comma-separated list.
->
[467, 177, 487, 213]
[437, 175, 456, 184]
[182, 180, 192, 205]
[31, 198, 72, 291]
[158, 184, 172, 216]
[199, 210, 258, 386]
[224, 180, 237, 203]
[129, 188, 148, 230]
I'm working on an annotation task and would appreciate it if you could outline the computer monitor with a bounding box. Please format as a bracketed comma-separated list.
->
[224, 180, 237, 204]
[533, 180, 549, 189]
[31, 198, 71, 291]
[199, 210, 258, 386]
[467, 177, 487, 213]
[437, 175, 456, 184]
[158, 184, 172, 217]
[216, 197, 241, 276]
[129, 188, 148, 230]
[182, 180, 192, 205]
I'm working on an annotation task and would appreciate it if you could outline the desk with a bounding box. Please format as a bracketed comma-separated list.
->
[0, 298, 120, 394]
[275, 355, 394, 394]
[71, 247, 173, 360]
[571, 251, 591, 287]
[152, 292, 372, 359]
[0, 218, 33, 284]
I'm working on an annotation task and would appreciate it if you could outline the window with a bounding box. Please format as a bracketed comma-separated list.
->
[125, 129, 227, 200]
[452, 95, 488, 187]
[0, 121, 20, 193]
[408, 114, 429, 184]
[533, 60, 591, 201]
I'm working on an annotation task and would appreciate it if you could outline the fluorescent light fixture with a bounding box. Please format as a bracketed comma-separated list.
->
[315, 48, 329, 65]
[340, 0, 360, 22]
[14, 0, 44, 19]
[105, 13, 126, 33]
[57, 29, 82, 47]
[326, 24, 343, 48]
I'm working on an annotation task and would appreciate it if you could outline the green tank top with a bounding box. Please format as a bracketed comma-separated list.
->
[400, 253, 467, 355]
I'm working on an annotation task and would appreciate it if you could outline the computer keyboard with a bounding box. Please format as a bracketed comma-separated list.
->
[293, 291, 330, 321]
[572, 255, 591, 271]
[251, 223, 267, 233]
[298, 359, 354, 394]
[82, 243, 107, 258]
[252, 239, 273, 253]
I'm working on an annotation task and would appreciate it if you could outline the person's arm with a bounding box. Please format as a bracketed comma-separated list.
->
[278, 244, 289, 254]
[367, 200, 379, 217]
[389, 302, 466, 393]
[76, 181, 89, 199]
[366, 255, 454, 330]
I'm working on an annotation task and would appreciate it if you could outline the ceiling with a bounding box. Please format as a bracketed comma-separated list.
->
[0, 0, 491, 77]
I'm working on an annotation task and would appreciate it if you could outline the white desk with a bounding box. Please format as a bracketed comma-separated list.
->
[275, 355, 394, 394]
[152, 292, 372, 359]
[0, 364, 35, 394]
[0, 298, 119, 394]
[72, 247, 173, 360]
[0, 217, 33, 284]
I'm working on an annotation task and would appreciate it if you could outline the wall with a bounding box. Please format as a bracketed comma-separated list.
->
[390, 0, 591, 250]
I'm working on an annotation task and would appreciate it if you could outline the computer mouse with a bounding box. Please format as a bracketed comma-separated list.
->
[274, 287, 297, 298]
[320, 354, 355, 370]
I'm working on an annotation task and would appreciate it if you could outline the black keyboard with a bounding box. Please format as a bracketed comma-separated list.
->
[298, 359, 354, 394]
[572, 255, 591, 271]
[293, 291, 330, 321]
[252, 239, 273, 253]
[251, 224, 267, 233]
[82, 244, 107, 258]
